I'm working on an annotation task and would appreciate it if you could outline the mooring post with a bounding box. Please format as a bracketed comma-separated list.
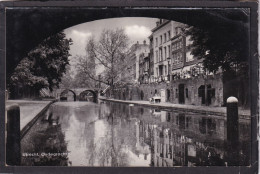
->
[6, 104, 21, 165]
[227, 96, 239, 147]
[226, 96, 239, 165]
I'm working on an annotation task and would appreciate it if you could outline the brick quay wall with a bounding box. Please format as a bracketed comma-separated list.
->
[111, 74, 224, 107]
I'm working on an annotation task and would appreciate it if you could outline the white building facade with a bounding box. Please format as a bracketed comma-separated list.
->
[152, 19, 187, 82]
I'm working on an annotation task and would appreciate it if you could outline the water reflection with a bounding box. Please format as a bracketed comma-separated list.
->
[21, 101, 250, 166]
[21, 106, 69, 166]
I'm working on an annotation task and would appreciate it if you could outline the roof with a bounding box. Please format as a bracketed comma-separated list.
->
[151, 20, 171, 32]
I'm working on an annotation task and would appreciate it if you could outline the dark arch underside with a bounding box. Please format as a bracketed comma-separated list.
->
[6, 8, 248, 79]
[60, 89, 77, 101]
[79, 90, 98, 103]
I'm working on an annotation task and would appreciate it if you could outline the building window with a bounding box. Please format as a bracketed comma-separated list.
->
[177, 42, 181, 49]
[164, 33, 167, 43]
[160, 35, 162, 45]
[212, 89, 216, 98]
[158, 49, 160, 62]
[164, 47, 167, 60]
[185, 88, 188, 98]
[165, 65, 167, 75]
[156, 51, 158, 63]
[168, 64, 171, 75]
[159, 48, 162, 61]
[168, 31, 171, 40]
[172, 40, 182, 52]
[175, 27, 180, 35]
[168, 45, 171, 58]
[156, 38, 158, 47]
[172, 52, 182, 65]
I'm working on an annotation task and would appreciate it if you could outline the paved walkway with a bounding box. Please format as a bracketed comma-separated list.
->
[99, 97, 250, 119]
[6, 100, 53, 130]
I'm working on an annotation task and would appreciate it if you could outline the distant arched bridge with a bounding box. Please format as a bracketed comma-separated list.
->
[55, 88, 100, 102]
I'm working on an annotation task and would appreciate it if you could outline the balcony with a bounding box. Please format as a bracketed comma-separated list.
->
[157, 75, 170, 83]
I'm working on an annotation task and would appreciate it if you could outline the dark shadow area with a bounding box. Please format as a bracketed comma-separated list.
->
[79, 90, 98, 103]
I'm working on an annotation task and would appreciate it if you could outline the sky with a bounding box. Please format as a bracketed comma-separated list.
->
[64, 17, 158, 58]
[64, 17, 158, 75]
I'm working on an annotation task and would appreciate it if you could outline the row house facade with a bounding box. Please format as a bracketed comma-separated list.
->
[139, 51, 150, 84]
[139, 36, 154, 85]
[152, 19, 175, 83]
[137, 19, 223, 106]
[151, 19, 205, 83]
[114, 19, 243, 107]
[119, 41, 149, 85]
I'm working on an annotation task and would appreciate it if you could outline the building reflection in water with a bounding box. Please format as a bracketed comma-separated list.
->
[132, 107, 250, 167]
[21, 105, 69, 166]
[104, 102, 250, 167]
[21, 101, 250, 167]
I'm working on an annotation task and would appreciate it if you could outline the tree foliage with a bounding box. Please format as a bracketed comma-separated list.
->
[186, 22, 249, 74]
[59, 65, 75, 89]
[186, 20, 250, 107]
[66, 55, 97, 88]
[10, 31, 72, 97]
[77, 28, 130, 91]
[10, 58, 49, 90]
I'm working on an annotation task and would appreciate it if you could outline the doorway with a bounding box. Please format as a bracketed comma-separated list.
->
[178, 84, 185, 104]
[198, 85, 205, 105]
[167, 89, 171, 102]
[140, 90, 144, 100]
[207, 85, 212, 105]
[160, 89, 166, 102]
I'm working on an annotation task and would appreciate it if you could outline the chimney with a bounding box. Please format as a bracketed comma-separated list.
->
[143, 40, 146, 45]
[137, 41, 139, 45]
[156, 21, 160, 26]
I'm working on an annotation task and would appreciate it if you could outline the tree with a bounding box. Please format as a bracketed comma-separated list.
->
[186, 23, 249, 74]
[75, 54, 98, 88]
[186, 22, 250, 106]
[9, 31, 72, 98]
[10, 57, 49, 98]
[78, 28, 130, 95]
[59, 65, 75, 89]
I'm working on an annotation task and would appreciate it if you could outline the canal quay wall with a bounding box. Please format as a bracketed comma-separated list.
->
[6, 100, 56, 138]
[112, 74, 224, 107]
[6, 99, 56, 165]
[140, 74, 223, 107]
[99, 97, 250, 120]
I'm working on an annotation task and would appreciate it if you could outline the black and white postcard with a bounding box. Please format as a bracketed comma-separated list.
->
[0, 1, 258, 174]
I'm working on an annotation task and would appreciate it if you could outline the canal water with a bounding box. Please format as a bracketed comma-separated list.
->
[21, 100, 250, 167]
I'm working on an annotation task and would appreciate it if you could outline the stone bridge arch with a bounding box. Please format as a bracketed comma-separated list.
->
[6, 6, 249, 80]
[79, 90, 98, 103]
[60, 89, 77, 101]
